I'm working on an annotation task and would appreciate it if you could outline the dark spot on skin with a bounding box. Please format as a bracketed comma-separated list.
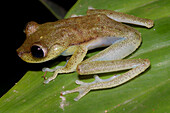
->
[97, 17, 101, 21]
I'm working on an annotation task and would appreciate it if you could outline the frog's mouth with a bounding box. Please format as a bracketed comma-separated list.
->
[17, 49, 41, 63]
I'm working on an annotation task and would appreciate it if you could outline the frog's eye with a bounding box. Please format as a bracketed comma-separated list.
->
[31, 45, 47, 58]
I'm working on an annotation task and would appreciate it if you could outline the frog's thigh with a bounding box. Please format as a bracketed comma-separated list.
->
[83, 38, 140, 63]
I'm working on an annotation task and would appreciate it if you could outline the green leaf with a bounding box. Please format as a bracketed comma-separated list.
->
[40, 0, 66, 19]
[2, 0, 170, 112]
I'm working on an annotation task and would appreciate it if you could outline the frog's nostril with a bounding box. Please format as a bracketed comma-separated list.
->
[17, 50, 31, 58]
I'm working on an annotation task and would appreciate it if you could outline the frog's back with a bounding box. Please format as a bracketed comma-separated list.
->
[39, 14, 139, 48]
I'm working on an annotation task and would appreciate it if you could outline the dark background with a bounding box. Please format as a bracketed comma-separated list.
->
[2, 0, 77, 97]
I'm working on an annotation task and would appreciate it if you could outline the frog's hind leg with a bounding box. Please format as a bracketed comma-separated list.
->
[83, 33, 141, 63]
[62, 59, 150, 101]
[61, 34, 149, 101]
[87, 9, 154, 28]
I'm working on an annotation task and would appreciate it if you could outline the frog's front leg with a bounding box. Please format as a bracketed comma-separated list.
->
[62, 59, 150, 101]
[44, 45, 87, 84]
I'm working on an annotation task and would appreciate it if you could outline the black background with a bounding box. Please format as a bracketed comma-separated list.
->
[2, 0, 76, 97]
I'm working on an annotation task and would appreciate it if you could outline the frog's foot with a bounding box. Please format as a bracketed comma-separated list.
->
[61, 75, 119, 101]
[61, 83, 91, 101]
[42, 66, 64, 83]
[43, 71, 59, 84]
[42, 60, 70, 82]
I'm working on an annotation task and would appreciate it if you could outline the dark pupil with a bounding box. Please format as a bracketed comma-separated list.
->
[31, 45, 44, 58]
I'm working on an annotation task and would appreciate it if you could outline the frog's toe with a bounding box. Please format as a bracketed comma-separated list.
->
[43, 77, 55, 84]
[73, 87, 91, 101]
[43, 79, 50, 84]
[75, 75, 102, 86]
[42, 67, 54, 72]
[43, 73, 58, 84]
[61, 75, 100, 101]
[42, 66, 64, 72]
[61, 85, 91, 101]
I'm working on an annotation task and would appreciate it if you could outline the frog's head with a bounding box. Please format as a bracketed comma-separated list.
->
[17, 21, 67, 63]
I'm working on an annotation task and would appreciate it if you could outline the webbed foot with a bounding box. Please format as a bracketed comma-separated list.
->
[61, 75, 119, 101]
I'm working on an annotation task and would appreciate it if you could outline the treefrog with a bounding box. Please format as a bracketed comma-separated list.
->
[17, 9, 154, 101]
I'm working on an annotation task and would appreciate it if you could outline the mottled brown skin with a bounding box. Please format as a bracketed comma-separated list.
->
[17, 9, 154, 101]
